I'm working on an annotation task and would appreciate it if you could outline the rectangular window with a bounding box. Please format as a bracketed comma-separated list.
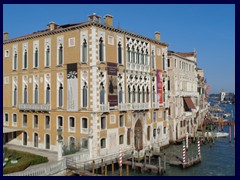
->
[164, 127, 166, 134]
[82, 118, 88, 129]
[81, 138, 88, 149]
[127, 128, 131, 145]
[119, 115, 124, 127]
[12, 114, 17, 127]
[57, 116, 63, 129]
[13, 131, 17, 138]
[69, 117, 75, 132]
[147, 126, 150, 141]
[23, 49, 28, 69]
[5, 50, 9, 57]
[45, 116, 50, 129]
[45, 46, 50, 67]
[153, 111, 157, 122]
[101, 116, 106, 130]
[164, 111, 166, 121]
[23, 114, 27, 127]
[168, 59, 170, 67]
[4, 113, 9, 126]
[34, 115, 38, 128]
[168, 80, 170, 91]
[68, 37, 75, 47]
[101, 138, 106, 148]
[119, 135, 124, 144]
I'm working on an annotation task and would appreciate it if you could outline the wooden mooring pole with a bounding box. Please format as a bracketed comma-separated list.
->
[92, 160, 95, 176]
[131, 152, 134, 169]
[101, 159, 104, 175]
[164, 153, 166, 172]
[126, 164, 129, 176]
[105, 163, 108, 176]
[158, 156, 161, 175]
[112, 161, 114, 175]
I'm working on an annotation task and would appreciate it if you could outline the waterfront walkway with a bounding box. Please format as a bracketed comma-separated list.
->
[4, 144, 58, 170]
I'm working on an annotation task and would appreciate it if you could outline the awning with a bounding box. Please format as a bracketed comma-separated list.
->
[3, 127, 23, 134]
[183, 97, 196, 110]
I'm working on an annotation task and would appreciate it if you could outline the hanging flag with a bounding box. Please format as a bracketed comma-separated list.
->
[206, 85, 211, 92]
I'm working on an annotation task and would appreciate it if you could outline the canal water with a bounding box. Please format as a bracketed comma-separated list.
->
[108, 103, 235, 176]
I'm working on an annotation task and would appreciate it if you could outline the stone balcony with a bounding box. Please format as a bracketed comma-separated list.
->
[99, 103, 110, 112]
[19, 103, 50, 112]
[152, 102, 160, 109]
[126, 62, 150, 72]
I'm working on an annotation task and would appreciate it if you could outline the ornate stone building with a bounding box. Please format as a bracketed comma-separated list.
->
[3, 14, 169, 160]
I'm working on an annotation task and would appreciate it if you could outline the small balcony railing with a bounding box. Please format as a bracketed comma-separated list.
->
[99, 103, 110, 112]
[152, 102, 159, 109]
[19, 104, 50, 112]
[118, 103, 128, 111]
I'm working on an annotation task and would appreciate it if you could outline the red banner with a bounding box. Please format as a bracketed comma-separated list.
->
[156, 69, 163, 105]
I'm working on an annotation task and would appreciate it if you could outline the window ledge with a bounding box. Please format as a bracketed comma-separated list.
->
[56, 64, 64, 67]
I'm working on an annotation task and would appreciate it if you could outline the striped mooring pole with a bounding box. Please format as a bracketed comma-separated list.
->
[182, 140, 186, 167]
[186, 132, 189, 150]
[119, 147, 122, 176]
[197, 137, 201, 159]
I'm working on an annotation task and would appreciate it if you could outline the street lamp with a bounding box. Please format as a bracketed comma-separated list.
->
[57, 127, 63, 161]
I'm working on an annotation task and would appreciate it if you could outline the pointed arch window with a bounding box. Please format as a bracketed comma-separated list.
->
[58, 44, 63, 65]
[82, 82, 88, 107]
[24, 50, 28, 69]
[118, 42, 122, 64]
[127, 45, 130, 62]
[131, 46, 135, 63]
[128, 85, 131, 103]
[100, 83, 105, 104]
[46, 84, 50, 104]
[137, 86, 141, 103]
[24, 85, 28, 104]
[152, 50, 155, 69]
[46, 46, 50, 67]
[153, 86, 156, 103]
[59, 83, 63, 107]
[142, 87, 145, 103]
[136, 48, 140, 64]
[13, 86, 17, 106]
[145, 51, 149, 66]
[132, 86, 136, 103]
[34, 48, 38, 67]
[99, 37, 104, 62]
[141, 49, 144, 65]
[119, 84, 123, 103]
[82, 39, 87, 63]
[34, 84, 38, 104]
[13, 51, 17, 70]
[146, 87, 149, 103]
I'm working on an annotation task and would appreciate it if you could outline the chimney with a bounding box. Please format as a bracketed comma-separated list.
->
[104, 14, 113, 26]
[4, 32, 9, 41]
[155, 31, 160, 42]
[88, 13, 101, 23]
[48, 21, 57, 31]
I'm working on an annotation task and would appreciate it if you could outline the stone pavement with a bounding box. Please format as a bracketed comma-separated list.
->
[4, 144, 59, 170]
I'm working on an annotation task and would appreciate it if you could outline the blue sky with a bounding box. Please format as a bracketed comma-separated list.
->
[3, 4, 235, 94]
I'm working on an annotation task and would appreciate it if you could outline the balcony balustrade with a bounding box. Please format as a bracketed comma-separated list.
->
[152, 102, 159, 109]
[19, 104, 50, 112]
[99, 103, 110, 112]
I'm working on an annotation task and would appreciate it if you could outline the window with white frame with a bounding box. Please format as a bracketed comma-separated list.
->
[45, 45, 50, 67]
[152, 50, 155, 69]
[46, 84, 50, 104]
[5, 50, 9, 57]
[13, 51, 17, 70]
[100, 83, 105, 104]
[119, 115, 124, 127]
[119, 135, 124, 145]
[118, 42, 122, 64]
[4, 113, 9, 126]
[34, 115, 38, 129]
[58, 83, 63, 107]
[13, 85, 17, 106]
[81, 138, 88, 149]
[34, 47, 39, 68]
[69, 117, 75, 132]
[153, 111, 157, 122]
[82, 39, 87, 63]
[164, 127, 166, 134]
[100, 138, 106, 148]
[81, 117, 88, 134]
[164, 110, 166, 121]
[82, 82, 88, 107]
[57, 116, 63, 129]
[101, 116, 106, 130]
[23, 85, 28, 104]
[68, 37, 75, 47]
[58, 44, 63, 65]
[34, 84, 38, 104]
[12, 114, 17, 127]
[22, 114, 27, 127]
[99, 37, 104, 62]
[45, 116, 50, 130]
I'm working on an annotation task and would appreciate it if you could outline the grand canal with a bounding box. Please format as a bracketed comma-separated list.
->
[108, 103, 235, 176]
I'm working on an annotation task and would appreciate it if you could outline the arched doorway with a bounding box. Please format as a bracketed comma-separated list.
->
[134, 120, 143, 150]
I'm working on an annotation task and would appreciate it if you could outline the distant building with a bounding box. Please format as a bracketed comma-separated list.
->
[167, 50, 199, 142]
[220, 90, 226, 102]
